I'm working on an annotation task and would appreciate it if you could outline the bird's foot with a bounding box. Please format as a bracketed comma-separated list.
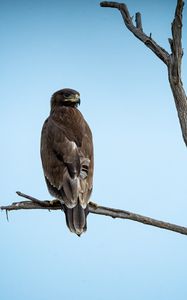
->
[49, 199, 61, 206]
[89, 201, 98, 209]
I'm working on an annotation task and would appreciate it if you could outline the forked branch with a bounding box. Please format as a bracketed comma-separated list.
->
[100, 0, 187, 146]
[100, 1, 170, 64]
[1, 191, 187, 236]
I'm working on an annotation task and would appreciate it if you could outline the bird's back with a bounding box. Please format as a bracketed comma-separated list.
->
[41, 105, 93, 235]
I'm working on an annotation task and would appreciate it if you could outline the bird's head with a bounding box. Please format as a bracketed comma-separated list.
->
[51, 88, 80, 110]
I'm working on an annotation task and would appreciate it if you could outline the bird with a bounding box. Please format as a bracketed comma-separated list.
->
[40, 88, 94, 236]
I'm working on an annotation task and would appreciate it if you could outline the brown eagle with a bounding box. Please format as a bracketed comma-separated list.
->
[40, 88, 94, 236]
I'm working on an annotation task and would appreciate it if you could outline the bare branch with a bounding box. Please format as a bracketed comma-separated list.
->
[167, 0, 187, 146]
[100, 1, 170, 65]
[169, 0, 184, 83]
[170, 0, 184, 73]
[1, 192, 187, 236]
[100, 1, 187, 147]
[16, 191, 49, 207]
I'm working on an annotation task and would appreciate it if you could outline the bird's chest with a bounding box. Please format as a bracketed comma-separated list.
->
[55, 108, 85, 146]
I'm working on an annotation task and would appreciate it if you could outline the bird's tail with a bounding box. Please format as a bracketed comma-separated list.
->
[63, 202, 89, 236]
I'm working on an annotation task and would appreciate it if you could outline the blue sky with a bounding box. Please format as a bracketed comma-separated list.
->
[0, 0, 187, 299]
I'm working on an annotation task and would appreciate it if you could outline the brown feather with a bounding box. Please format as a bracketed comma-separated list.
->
[40, 89, 93, 235]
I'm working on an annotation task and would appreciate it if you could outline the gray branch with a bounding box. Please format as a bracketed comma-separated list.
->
[100, 1, 170, 64]
[167, 0, 187, 146]
[1, 191, 187, 236]
[100, 0, 187, 147]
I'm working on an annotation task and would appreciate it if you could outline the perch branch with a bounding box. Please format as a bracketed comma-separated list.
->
[1, 191, 187, 236]
[100, 0, 187, 147]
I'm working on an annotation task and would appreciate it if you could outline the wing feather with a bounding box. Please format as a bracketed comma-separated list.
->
[40, 107, 93, 209]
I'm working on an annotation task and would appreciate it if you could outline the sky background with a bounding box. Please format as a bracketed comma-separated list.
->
[0, 0, 187, 299]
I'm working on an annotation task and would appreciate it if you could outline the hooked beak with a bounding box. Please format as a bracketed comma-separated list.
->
[72, 93, 80, 105]
[63, 93, 81, 105]
[75, 93, 81, 105]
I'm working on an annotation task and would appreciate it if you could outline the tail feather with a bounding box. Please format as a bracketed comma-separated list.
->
[64, 203, 88, 236]
[65, 208, 75, 233]
[73, 204, 85, 233]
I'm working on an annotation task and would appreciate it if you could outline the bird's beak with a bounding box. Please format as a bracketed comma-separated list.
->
[64, 93, 80, 105]
[74, 94, 81, 105]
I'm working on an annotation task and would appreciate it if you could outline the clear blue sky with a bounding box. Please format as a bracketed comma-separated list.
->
[1, 0, 187, 299]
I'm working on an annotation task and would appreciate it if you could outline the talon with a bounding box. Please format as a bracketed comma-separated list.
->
[89, 201, 98, 209]
[49, 199, 61, 206]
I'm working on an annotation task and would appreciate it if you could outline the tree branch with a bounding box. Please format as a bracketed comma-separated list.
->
[100, 1, 170, 65]
[100, 0, 187, 147]
[167, 0, 187, 146]
[1, 191, 187, 236]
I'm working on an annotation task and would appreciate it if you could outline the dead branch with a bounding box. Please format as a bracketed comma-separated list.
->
[1, 191, 187, 236]
[100, 0, 187, 147]
[100, 1, 170, 64]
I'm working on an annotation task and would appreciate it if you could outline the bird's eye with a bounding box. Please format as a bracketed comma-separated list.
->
[64, 93, 71, 98]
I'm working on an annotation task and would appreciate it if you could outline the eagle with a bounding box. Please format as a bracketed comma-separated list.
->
[40, 88, 94, 236]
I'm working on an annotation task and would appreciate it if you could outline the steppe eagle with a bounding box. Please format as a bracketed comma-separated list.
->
[40, 88, 94, 235]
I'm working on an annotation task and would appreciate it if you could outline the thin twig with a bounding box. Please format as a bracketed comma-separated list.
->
[135, 12, 143, 31]
[16, 191, 49, 207]
[1, 192, 187, 236]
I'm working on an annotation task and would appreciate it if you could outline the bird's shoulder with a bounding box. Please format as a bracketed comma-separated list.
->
[42, 107, 90, 147]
